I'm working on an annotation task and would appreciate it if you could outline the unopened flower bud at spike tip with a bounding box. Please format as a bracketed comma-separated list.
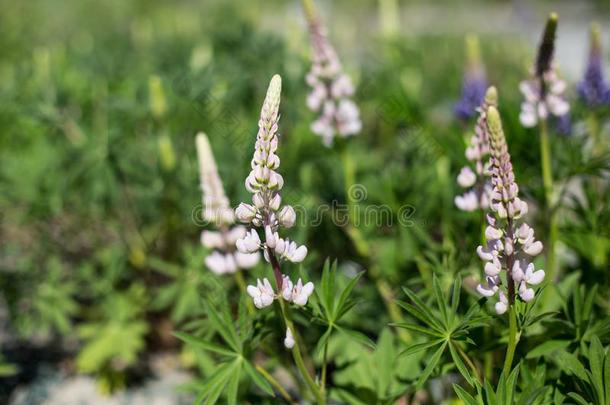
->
[485, 86, 497, 106]
[486, 106, 504, 143]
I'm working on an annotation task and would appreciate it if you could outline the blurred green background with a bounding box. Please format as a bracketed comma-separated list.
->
[1, 0, 609, 403]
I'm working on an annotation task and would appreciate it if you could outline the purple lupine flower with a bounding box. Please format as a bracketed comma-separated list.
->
[577, 23, 610, 107]
[519, 13, 570, 128]
[476, 101, 545, 314]
[455, 35, 488, 121]
[455, 87, 496, 211]
[303, 2, 361, 147]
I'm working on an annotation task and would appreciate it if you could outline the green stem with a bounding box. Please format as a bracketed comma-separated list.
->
[278, 300, 326, 405]
[502, 305, 519, 377]
[539, 118, 557, 282]
[320, 340, 328, 396]
[255, 364, 295, 403]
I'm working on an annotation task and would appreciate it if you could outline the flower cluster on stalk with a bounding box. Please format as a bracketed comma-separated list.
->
[476, 101, 545, 314]
[455, 87, 497, 212]
[578, 23, 610, 107]
[303, 2, 361, 146]
[519, 13, 570, 129]
[235, 75, 314, 318]
[454, 35, 488, 121]
[195, 133, 260, 275]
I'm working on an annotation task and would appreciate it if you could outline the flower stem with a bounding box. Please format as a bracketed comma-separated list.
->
[278, 299, 326, 405]
[539, 118, 557, 282]
[320, 340, 329, 396]
[502, 304, 519, 377]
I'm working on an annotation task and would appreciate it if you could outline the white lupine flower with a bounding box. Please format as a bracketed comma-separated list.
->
[235, 203, 257, 222]
[523, 240, 543, 256]
[235, 252, 260, 269]
[518, 282, 535, 302]
[196, 132, 259, 275]
[454, 191, 479, 212]
[236, 229, 261, 254]
[247, 278, 275, 309]
[304, 8, 361, 146]
[485, 225, 503, 240]
[519, 69, 569, 128]
[281, 275, 294, 301]
[278, 205, 296, 228]
[474, 102, 545, 314]
[235, 75, 312, 314]
[201, 231, 225, 250]
[476, 245, 494, 261]
[205, 252, 237, 275]
[290, 279, 315, 306]
[275, 238, 308, 263]
[284, 328, 295, 349]
[455, 88, 496, 212]
[457, 167, 477, 188]
[196, 132, 235, 225]
[476, 276, 500, 297]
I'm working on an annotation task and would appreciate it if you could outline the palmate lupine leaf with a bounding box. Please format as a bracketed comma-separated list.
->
[393, 275, 486, 387]
[312, 259, 375, 352]
[553, 336, 610, 405]
[174, 300, 274, 403]
[452, 365, 549, 405]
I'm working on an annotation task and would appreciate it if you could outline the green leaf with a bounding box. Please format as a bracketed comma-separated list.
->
[399, 339, 444, 358]
[432, 276, 449, 326]
[604, 353, 610, 405]
[243, 361, 275, 397]
[526, 340, 571, 359]
[401, 287, 443, 330]
[203, 301, 241, 353]
[173, 332, 236, 357]
[333, 271, 364, 321]
[448, 341, 473, 386]
[556, 351, 588, 381]
[226, 359, 242, 405]
[567, 392, 592, 405]
[395, 299, 443, 334]
[451, 277, 462, 320]
[416, 341, 447, 388]
[588, 336, 605, 405]
[504, 365, 520, 405]
[453, 384, 480, 405]
[336, 325, 376, 349]
[197, 361, 237, 404]
[390, 322, 444, 338]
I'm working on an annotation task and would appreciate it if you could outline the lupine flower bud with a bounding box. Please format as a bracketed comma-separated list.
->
[455, 87, 496, 212]
[578, 23, 610, 107]
[196, 132, 259, 275]
[475, 96, 545, 314]
[454, 35, 488, 120]
[284, 328, 295, 349]
[236, 75, 314, 311]
[303, 2, 361, 146]
[278, 205, 296, 228]
[519, 13, 570, 128]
